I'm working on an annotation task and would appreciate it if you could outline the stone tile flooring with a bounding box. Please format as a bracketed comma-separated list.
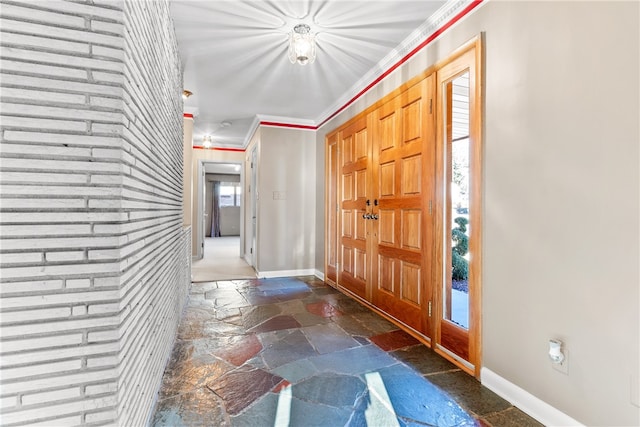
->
[152, 277, 543, 427]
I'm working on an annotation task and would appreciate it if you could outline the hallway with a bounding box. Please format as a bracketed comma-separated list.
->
[192, 237, 256, 283]
[151, 277, 541, 426]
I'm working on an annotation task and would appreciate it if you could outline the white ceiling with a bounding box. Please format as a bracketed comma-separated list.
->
[170, 0, 459, 148]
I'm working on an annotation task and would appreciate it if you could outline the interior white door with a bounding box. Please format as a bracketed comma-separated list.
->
[195, 161, 205, 259]
[250, 146, 258, 268]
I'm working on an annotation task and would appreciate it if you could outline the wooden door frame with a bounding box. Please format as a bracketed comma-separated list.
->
[433, 35, 483, 378]
[324, 131, 339, 286]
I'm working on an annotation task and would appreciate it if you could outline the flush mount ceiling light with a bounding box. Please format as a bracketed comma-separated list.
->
[202, 135, 212, 149]
[288, 24, 316, 66]
[182, 90, 193, 99]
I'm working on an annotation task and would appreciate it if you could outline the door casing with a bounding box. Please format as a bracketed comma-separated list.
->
[195, 160, 245, 261]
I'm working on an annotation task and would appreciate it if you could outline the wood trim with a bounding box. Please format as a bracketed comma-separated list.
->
[338, 283, 433, 347]
[365, 112, 375, 303]
[440, 320, 469, 361]
[433, 35, 483, 378]
[325, 131, 339, 285]
[444, 79, 454, 323]
[469, 34, 484, 375]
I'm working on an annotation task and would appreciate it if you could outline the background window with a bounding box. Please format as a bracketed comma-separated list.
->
[219, 182, 241, 207]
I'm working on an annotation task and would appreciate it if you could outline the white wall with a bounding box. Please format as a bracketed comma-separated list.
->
[0, 1, 191, 425]
[257, 127, 316, 274]
[220, 207, 240, 236]
[315, 1, 639, 425]
[315, 122, 326, 275]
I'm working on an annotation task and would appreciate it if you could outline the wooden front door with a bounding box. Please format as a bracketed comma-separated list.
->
[326, 37, 482, 376]
[371, 76, 435, 335]
[337, 116, 370, 299]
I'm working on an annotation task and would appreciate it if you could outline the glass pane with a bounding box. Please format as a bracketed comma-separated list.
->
[235, 185, 242, 207]
[445, 71, 470, 329]
[219, 182, 235, 207]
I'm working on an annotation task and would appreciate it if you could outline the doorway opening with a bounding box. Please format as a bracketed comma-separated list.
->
[193, 161, 256, 282]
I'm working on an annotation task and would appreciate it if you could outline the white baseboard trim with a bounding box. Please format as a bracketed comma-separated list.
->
[481, 368, 583, 426]
[256, 269, 316, 279]
[314, 270, 325, 281]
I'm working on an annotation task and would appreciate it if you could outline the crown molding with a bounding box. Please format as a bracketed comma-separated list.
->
[257, 114, 316, 128]
[260, 122, 317, 131]
[184, 106, 199, 117]
[242, 115, 262, 149]
[316, 0, 481, 127]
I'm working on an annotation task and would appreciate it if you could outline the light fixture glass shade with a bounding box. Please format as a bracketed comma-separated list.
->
[202, 135, 212, 149]
[288, 24, 316, 65]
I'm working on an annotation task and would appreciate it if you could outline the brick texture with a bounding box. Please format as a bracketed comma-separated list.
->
[0, 0, 190, 425]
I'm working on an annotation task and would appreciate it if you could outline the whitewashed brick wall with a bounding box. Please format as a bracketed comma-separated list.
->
[0, 1, 190, 425]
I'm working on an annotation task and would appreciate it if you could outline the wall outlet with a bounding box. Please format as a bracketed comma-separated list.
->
[552, 349, 569, 375]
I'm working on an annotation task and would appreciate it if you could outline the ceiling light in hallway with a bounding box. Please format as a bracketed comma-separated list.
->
[202, 135, 213, 148]
[288, 24, 316, 65]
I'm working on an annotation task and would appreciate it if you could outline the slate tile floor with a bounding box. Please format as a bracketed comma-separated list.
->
[152, 277, 543, 427]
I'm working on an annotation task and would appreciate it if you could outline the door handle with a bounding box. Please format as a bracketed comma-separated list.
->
[372, 214, 378, 220]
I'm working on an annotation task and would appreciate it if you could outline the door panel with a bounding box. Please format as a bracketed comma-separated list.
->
[440, 320, 470, 361]
[402, 210, 421, 250]
[401, 155, 421, 194]
[378, 210, 395, 244]
[371, 76, 435, 336]
[338, 117, 369, 299]
[379, 162, 395, 196]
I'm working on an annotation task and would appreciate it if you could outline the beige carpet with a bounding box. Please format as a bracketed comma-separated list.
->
[191, 237, 256, 282]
